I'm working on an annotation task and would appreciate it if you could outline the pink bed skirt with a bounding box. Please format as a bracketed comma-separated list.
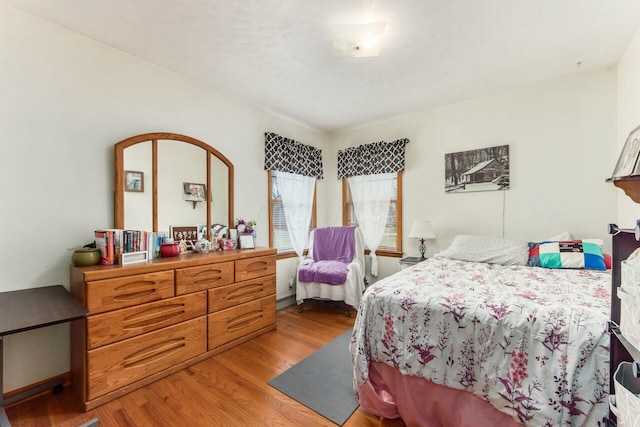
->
[359, 361, 523, 427]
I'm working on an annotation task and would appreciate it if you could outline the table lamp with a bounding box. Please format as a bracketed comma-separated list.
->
[409, 220, 436, 260]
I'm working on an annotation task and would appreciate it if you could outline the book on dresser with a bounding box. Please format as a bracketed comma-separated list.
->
[94, 228, 162, 265]
[93, 230, 110, 265]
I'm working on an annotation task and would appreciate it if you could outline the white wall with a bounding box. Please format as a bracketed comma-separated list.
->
[617, 26, 640, 227]
[328, 69, 619, 281]
[0, 5, 327, 392]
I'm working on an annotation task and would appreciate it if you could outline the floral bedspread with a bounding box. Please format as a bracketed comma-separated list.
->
[350, 257, 611, 426]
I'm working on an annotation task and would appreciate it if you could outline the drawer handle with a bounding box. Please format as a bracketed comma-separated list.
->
[245, 261, 268, 273]
[122, 339, 185, 368]
[192, 268, 226, 286]
[124, 304, 187, 329]
[193, 277, 223, 286]
[195, 268, 224, 277]
[227, 284, 263, 301]
[114, 282, 159, 301]
[113, 289, 156, 301]
[227, 310, 264, 331]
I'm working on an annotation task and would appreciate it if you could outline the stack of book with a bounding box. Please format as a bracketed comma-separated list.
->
[94, 229, 162, 265]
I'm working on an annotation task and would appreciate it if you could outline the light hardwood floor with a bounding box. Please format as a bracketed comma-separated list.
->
[6, 301, 404, 427]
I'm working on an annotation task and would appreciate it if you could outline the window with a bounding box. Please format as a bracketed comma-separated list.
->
[342, 172, 402, 256]
[268, 170, 317, 258]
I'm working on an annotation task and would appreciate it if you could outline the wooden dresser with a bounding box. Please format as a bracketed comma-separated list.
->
[69, 247, 276, 411]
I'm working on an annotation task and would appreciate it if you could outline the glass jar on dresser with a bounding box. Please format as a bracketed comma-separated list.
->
[69, 247, 276, 411]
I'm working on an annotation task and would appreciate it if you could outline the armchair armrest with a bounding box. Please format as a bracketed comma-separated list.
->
[347, 259, 364, 276]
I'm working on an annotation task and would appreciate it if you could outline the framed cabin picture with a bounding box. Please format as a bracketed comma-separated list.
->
[445, 145, 509, 193]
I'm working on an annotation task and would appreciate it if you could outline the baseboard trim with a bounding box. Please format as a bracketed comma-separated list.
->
[276, 295, 296, 310]
[3, 372, 71, 408]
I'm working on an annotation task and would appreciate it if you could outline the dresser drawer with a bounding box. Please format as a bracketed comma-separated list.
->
[208, 295, 276, 350]
[87, 316, 206, 400]
[86, 292, 207, 349]
[234, 255, 276, 282]
[86, 271, 175, 314]
[208, 275, 275, 312]
[175, 262, 234, 295]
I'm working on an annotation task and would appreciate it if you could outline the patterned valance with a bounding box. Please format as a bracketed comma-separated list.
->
[264, 132, 323, 179]
[337, 138, 410, 179]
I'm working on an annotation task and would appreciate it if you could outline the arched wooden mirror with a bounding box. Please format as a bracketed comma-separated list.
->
[114, 132, 234, 236]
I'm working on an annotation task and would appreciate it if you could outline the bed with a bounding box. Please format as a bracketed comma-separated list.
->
[349, 235, 611, 427]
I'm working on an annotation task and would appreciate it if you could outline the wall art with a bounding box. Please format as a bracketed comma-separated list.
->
[445, 145, 509, 193]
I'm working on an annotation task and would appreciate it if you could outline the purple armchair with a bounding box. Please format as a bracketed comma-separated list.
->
[296, 226, 365, 316]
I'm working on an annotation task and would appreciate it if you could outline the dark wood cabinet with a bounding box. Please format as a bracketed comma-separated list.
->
[609, 228, 640, 425]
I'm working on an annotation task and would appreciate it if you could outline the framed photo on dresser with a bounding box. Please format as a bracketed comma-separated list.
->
[239, 234, 255, 249]
[170, 225, 198, 249]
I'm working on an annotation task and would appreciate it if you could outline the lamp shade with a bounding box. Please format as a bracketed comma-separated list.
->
[408, 220, 436, 239]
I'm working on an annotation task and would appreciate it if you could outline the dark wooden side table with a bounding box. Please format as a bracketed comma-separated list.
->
[0, 285, 91, 427]
[398, 256, 427, 270]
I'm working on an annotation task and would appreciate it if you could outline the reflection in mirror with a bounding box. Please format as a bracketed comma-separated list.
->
[115, 133, 234, 237]
[211, 153, 230, 227]
[157, 140, 207, 233]
[123, 141, 153, 230]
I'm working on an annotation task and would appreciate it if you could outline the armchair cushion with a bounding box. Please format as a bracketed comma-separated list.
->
[298, 226, 357, 285]
[298, 260, 349, 285]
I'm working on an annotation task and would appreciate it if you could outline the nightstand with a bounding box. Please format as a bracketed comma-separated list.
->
[399, 256, 427, 270]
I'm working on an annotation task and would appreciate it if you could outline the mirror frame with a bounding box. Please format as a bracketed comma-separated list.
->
[114, 132, 234, 234]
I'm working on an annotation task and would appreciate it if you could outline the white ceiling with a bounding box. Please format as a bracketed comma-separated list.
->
[4, 0, 640, 133]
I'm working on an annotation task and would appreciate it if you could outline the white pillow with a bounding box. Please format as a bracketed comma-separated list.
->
[545, 231, 573, 241]
[436, 235, 529, 266]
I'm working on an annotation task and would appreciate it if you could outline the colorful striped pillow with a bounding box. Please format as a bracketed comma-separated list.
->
[528, 239, 606, 270]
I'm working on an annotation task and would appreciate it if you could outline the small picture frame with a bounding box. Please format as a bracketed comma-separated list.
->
[239, 234, 255, 249]
[611, 124, 640, 178]
[183, 182, 207, 202]
[124, 170, 144, 192]
[170, 225, 199, 249]
[120, 250, 148, 265]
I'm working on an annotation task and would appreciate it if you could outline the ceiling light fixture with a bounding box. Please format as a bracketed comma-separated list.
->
[331, 21, 386, 58]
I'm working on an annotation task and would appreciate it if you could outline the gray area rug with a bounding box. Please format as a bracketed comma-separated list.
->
[268, 328, 359, 425]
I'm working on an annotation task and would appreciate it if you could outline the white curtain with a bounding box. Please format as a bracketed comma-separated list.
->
[347, 172, 394, 276]
[274, 170, 316, 260]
